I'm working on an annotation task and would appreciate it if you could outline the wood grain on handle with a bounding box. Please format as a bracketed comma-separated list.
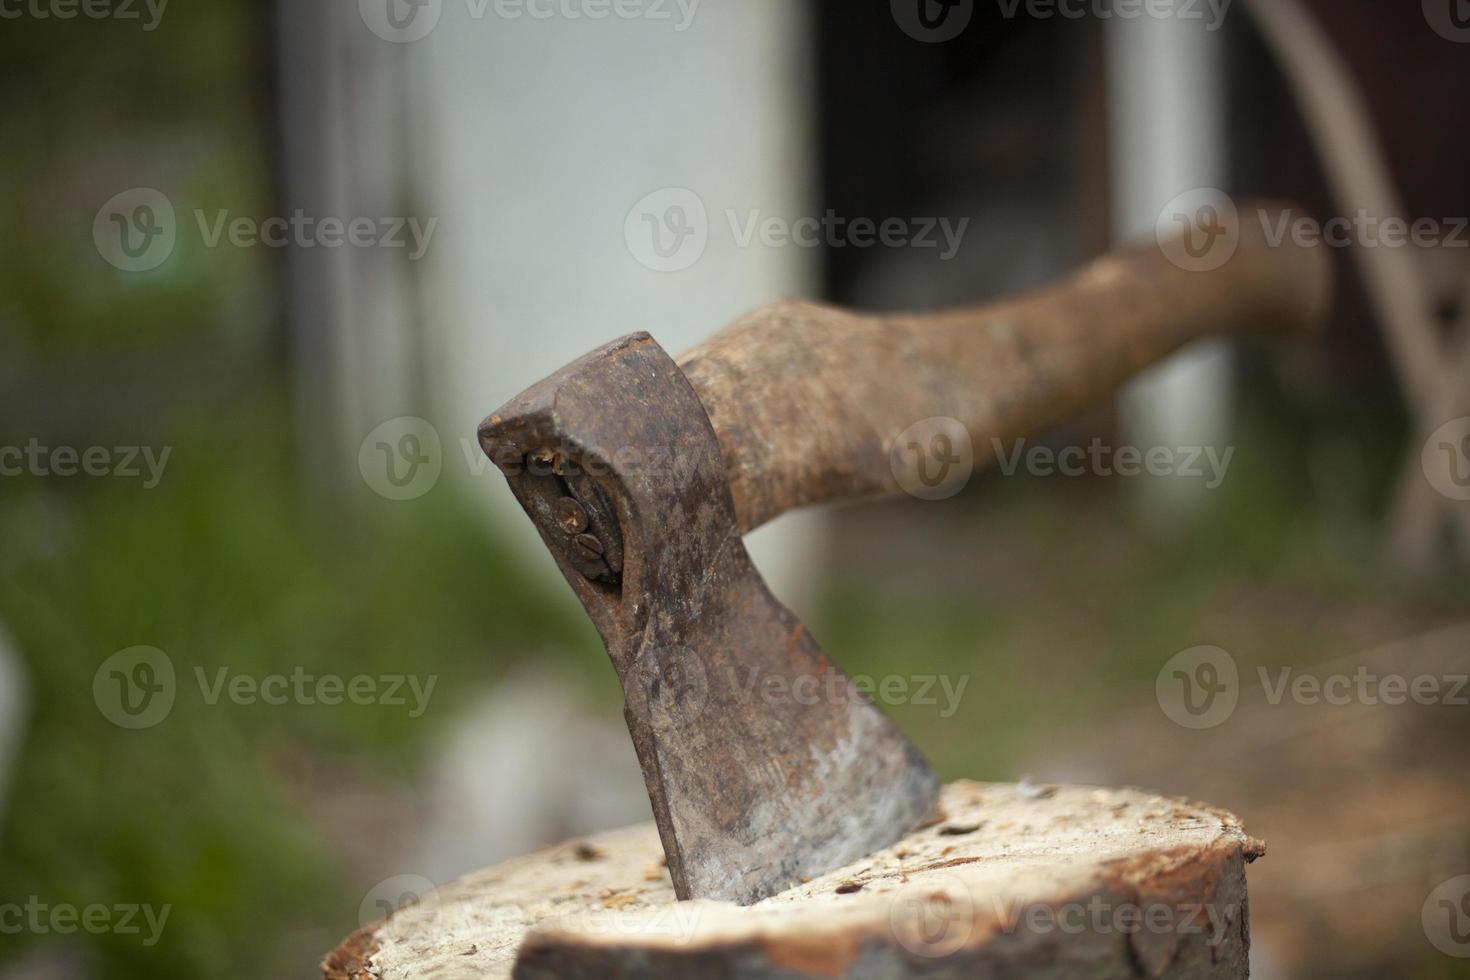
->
[677, 201, 1331, 534]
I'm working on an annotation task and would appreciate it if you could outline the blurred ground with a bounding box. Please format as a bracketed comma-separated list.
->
[827, 426, 1470, 979]
[2, 382, 1469, 977]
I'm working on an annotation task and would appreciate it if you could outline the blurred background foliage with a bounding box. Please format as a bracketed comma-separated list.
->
[0, 394, 600, 975]
[0, 2, 596, 973]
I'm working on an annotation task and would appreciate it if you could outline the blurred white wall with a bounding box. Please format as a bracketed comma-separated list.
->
[276, 3, 422, 491]
[361, 1, 829, 872]
[1107, 7, 1231, 521]
[405, 0, 826, 611]
[278, 1, 828, 874]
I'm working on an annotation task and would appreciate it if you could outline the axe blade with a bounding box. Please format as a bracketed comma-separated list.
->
[480, 333, 939, 904]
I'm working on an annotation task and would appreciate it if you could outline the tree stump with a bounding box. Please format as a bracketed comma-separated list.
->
[323, 781, 1263, 979]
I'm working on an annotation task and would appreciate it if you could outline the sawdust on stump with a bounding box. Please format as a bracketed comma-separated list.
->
[322, 781, 1263, 979]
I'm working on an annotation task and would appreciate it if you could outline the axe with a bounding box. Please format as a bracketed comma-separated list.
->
[477, 203, 1328, 906]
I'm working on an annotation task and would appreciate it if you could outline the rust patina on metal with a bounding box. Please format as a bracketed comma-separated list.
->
[477, 202, 1331, 906]
[480, 335, 938, 905]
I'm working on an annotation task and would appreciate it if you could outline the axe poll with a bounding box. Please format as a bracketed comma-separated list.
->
[477, 202, 1330, 905]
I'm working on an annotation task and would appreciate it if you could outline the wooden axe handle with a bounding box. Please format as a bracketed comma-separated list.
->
[677, 200, 1331, 534]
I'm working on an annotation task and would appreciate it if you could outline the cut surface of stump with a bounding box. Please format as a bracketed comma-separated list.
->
[323, 781, 1263, 979]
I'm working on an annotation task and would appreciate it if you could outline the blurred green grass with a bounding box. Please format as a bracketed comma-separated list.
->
[0, 392, 602, 976]
[0, 6, 606, 966]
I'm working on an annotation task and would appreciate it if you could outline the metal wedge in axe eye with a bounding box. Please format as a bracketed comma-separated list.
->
[477, 202, 1331, 906]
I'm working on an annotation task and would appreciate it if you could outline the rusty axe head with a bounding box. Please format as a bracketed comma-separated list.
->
[479, 332, 938, 905]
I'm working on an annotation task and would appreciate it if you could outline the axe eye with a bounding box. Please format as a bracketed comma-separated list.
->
[520, 449, 625, 586]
